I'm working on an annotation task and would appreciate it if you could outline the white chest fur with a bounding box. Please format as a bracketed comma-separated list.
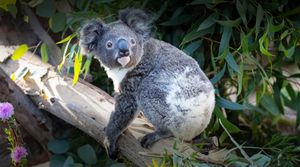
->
[104, 67, 133, 93]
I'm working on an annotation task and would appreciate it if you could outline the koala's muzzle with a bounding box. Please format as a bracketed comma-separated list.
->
[117, 39, 130, 57]
[116, 39, 131, 67]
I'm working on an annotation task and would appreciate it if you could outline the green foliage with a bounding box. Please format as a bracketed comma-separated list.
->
[40, 43, 49, 63]
[48, 139, 70, 154]
[77, 144, 97, 165]
[11, 44, 28, 60]
[47, 129, 125, 167]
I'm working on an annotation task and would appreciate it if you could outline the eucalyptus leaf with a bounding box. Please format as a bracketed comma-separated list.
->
[216, 18, 241, 27]
[269, 18, 284, 33]
[11, 44, 29, 60]
[160, 14, 192, 26]
[259, 32, 273, 57]
[50, 155, 66, 167]
[260, 94, 280, 116]
[218, 26, 232, 58]
[57, 34, 76, 44]
[40, 43, 49, 63]
[225, 53, 240, 73]
[7, 4, 17, 18]
[255, 4, 264, 39]
[251, 153, 271, 167]
[236, 0, 247, 28]
[36, 0, 55, 18]
[110, 163, 126, 167]
[210, 64, 226, 84]
[73, 50, 83, 85]
[214, 107, 240, 133]
[50, 12, 67, 33]
[47, 139, 70, 154]
[182, 40, 202, 55]
[77, 144, 97, 165]
[63, 156, 74, 167]
[28, 0, 44, 7]
[181, 27, 214, 45]
[216, 96, 249, 110]
[198, 13, 218, 31]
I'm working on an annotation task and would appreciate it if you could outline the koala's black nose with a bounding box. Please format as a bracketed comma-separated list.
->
[117, 39, 130, 57]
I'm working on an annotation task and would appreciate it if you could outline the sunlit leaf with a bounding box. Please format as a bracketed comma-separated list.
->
[56, 34, 76, 44]
[40, 43, 49, 63]
[58, 39, 72, 71]
[152, 159, 159, 167]
[10, 73, 16, 81]
[11, 44, 29, 60]
[258, 32, 273, 57]
[67, 45, 77, 76]
[81, 53, 93, 79]
[73, 50, 82, 85]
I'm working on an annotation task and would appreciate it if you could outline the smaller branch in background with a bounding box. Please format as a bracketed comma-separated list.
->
[219, 119, 254, 166]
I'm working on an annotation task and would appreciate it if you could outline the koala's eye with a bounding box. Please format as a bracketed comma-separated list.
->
[106, 41, 113, 49]
[130, 38, 136, 45]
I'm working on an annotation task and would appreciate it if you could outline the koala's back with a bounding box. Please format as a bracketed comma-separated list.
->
[133, 38, 215, 140]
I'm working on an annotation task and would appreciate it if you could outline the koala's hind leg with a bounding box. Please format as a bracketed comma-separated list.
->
[141, 129, 173, 148]
[105, 93, 138, 159]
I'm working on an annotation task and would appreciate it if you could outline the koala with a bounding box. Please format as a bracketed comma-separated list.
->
[79, 9, 215, 159]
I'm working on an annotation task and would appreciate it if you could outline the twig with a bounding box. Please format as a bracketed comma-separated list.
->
[22, 6, 62, 66]
[219, 119, 255, 165]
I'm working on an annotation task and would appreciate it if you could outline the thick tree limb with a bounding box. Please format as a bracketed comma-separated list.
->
[0, 68, 53, 147]
[0, 47, 226, 166]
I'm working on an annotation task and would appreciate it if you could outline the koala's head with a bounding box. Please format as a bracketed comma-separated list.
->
[79, 9, 151, 69]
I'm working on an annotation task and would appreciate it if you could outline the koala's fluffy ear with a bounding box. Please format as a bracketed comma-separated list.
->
[119, 8, 151, 40]
[79, 19, 104, 54]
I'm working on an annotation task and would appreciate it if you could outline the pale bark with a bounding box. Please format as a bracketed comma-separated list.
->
[0, 46, 225, 166]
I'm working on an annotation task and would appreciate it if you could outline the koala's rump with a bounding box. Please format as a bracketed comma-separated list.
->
[136, 61, 215, 140]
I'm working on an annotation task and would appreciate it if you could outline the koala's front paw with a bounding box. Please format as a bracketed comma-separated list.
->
[104, 137, 119, 159]
[141, 133, 157, 148]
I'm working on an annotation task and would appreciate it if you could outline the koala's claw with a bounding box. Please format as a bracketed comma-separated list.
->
[141, 133, 156, 148]
[104, 137, 119, 159]
[107, 146, 119, 160]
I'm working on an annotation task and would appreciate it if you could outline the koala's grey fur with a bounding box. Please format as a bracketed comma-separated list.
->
[80, 8, 215, 159]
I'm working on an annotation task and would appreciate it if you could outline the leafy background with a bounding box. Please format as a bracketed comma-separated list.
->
[2, 0, 300, 166]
